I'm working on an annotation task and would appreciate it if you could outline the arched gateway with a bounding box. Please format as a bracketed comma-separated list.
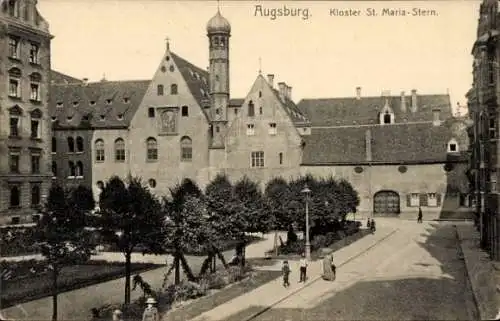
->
[373, 190, 400, 216]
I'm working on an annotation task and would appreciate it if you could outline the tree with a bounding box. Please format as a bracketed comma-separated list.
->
[265, 177, 294, 230]
[98, 175, 163, 305]
[35, 183, 96, 321]
[233, 176, 271, 266]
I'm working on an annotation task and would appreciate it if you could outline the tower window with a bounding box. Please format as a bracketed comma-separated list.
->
[447, 139, 459, 153]
[216, 126, 220, 133]
[279, 152, 283, 165]
[490, 117, 496, 139]
[182, 106, 189, 117]
[148, 107, 155, 118]
[383, 112, 391, 124]
[157, 84, 164, 96]
[259, 107, 263, 115]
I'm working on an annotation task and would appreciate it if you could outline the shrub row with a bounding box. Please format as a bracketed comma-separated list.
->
[0, 227, 39, 257]
[93, 265, 253, 321]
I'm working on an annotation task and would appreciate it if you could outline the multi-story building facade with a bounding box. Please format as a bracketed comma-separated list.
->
[0, 0, 53, 225]
[48, 8, 472, 225]
[467, 0, 500, 260]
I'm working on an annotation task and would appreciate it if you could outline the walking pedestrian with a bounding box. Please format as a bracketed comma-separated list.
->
[370, 219, 376, 233]
[417, 206, 423, 223]
[321, 254, 335, 281]
[299, 253, 308, 282]
[367, 218, 371, 229]
[282, 260, 291, 287]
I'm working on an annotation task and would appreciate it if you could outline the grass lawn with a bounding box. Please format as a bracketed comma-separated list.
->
[1, 262, 162, 309]
[162, 269, 282, 321]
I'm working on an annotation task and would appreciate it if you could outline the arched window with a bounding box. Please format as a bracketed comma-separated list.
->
[171, 84, 178, 95]
[180, 136, 192, 161]
[76, 161, 83, 177]
[157, 84, 164, 96]
[8, 67, 21, 97]
[31, 184, 40, 206]
[114, 138, 126, 162]
[67, 137, 75, 153]
[95, 139, 105, 162]
[51, 161, 57, 177]
[383, 112, 391, 124]
[68, 161, 76, 177]
[8, 0, 19, 17]
[146, 137, 158, 161]
[52, 137, 57, 153]
[9, 185, 20, 208]
[76, 136, 84, 152]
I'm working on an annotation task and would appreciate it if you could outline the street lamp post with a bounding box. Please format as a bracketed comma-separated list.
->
[301, 184, 311, 261]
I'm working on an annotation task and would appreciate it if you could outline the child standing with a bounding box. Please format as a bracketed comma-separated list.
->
[282, 260, 291, 287]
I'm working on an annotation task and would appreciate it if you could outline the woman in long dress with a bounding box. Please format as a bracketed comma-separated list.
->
[322, 254, 335, 281]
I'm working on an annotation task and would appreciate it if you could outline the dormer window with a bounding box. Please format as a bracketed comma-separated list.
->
[117, 114, 124, 120]
[123, 97, 130, 104]
[73, 101, 79, 107]
[90, 101, 96, 106]
[105, 99, 112, 105]
[51, 116, 57, 122]
[67, 116, 73, 121]
[447, 139, 459, 153]
[383, 112, 391, 124]
[56, 102, 63, 108]
[100, 115, 105, 121]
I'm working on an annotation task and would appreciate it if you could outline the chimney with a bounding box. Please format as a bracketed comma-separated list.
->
[356, 87, 361, 100]
[287, 85, 293, 100]
[365, 129, 372, 161]
[267, 74, 275, 88]
[381, 90, 391, 97]
[411, 89, 417, 111]
[82, 78, 89, 86]
[278, 82, 286, 102]
[401, 91, 406, 112]
[433, 109, 441, 126]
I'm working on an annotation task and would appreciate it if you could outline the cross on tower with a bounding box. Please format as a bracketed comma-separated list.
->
[165, 37, 170, 51]
[217, 0, 220, 11]
[258, 57, 262, 75]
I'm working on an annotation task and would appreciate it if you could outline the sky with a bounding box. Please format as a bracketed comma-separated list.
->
[38, 0, 481, 110]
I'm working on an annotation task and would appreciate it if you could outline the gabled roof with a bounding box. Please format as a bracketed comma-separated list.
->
[301, 121, 467, 165]
[229, 98, 244, 107]
[50, 80, 151, 129]
[297, 94, 452, 127]
[269, 89, 310, 125]
[51, 70, 83, 85]
[170, 52, 211, 119]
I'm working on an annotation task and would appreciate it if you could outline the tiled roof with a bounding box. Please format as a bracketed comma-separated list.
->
[50, 80, 151, 129]
[301, 121, 467, 165]
[297, 94, 452, 127]
[229, 98, 244, 107]
[170, 52, 211, 120]
[50, 70, 83, 85]
[270, 89, 310, 125]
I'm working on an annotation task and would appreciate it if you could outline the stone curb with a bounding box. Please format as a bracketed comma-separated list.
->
[455, 224, 497, 321]
[239, 228, 400, 321]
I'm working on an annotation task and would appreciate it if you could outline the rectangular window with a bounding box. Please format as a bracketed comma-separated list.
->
[31, 119, 40, 138]
[489, 61, 496, 85]
[9, 152, 20, 173]
[115, 150, 126, 162]
[9, 37, 19, 58]
[491, 171, 497, 192]
[30, 83, 40, 101]
[269, 123, 277, 135]
[96, 149, 105, 162]
[246, 124, 255, 136]
[427, 193, 438, 207]
[410, 193, 419, 207]
[148, 107, 155, 118]
[490, 118, 496, 139]
[279, 152, 283, 165]
[31, 153, 41, 174]
[9, 78, 19, 97]
[251, 151, 265, 168]
[9, 117, 19, 137]
[182, 106, 189, 117]
[29, 43, 39, 64]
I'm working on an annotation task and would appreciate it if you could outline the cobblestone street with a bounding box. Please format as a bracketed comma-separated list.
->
[223, 221, 478, 321]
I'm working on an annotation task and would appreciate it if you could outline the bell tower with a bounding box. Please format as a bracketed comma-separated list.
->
[206, 8, 231, 148]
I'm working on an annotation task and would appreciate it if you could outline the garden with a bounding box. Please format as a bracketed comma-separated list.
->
[10, 172, 360, 321]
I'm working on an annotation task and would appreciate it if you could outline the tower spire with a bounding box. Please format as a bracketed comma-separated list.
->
[217, 0, 220, 12]
[165, 36, 170, 51]
[258, 57, 262, 75]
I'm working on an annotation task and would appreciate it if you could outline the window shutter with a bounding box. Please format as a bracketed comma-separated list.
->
[420, 193, 428, 207]
[436, 194, 442, 206]
[406, 194, 411, 207]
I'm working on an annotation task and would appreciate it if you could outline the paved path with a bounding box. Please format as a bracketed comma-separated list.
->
[218, 220, 477, 321]
[0, 232, 284, 321]
[189, 220, 399, 321]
